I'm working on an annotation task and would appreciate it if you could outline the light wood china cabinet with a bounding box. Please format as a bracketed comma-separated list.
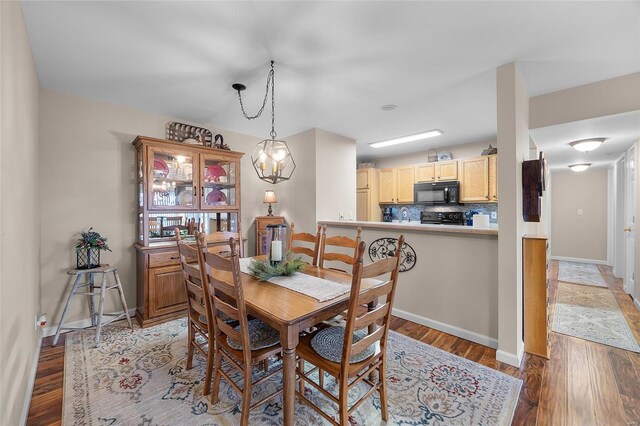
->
[415, 160, 458, 182]
[356, 168, 381, 221]
[133, 136, 243, 327]
[379, 166, 414, 204]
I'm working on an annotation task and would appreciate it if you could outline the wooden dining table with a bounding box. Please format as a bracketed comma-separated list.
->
[211, 260, 383, 426]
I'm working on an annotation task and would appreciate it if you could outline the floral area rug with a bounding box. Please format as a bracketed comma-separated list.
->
[552, 282, 640, 352]
[63, 319, 522, 425]
[557, 261, 607, 287]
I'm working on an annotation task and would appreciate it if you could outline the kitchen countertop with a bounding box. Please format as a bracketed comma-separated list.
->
[318, 220, 498, 236]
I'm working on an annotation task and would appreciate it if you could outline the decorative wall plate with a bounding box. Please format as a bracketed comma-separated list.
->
[368, 238, 416, 272]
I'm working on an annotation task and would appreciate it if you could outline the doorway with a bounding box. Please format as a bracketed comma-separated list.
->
[614, 156, 626, 278]
[624, 144, 636, 296]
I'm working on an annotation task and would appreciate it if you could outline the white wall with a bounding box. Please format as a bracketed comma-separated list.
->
[496, 62, 537, 367]
[38, 89, 269, 327]
[373, 140, 497, 169]
[315, 129, 356, 222]
[550, 169, 609, 262]
[0, 2, 41, 424]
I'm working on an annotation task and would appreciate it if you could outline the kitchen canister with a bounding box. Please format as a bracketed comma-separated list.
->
[473, 214, 490, 228]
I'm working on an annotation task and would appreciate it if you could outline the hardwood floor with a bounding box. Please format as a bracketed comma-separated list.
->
[26, 261, 640, 425]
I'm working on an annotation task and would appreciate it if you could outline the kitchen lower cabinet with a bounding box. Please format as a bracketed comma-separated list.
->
[460, 156, 490, 202]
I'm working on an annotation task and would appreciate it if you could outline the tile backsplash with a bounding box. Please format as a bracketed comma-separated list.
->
[382, 203, 498, 223]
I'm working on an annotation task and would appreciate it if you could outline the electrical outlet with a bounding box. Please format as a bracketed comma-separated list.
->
[491, 212, 497, 220]
[339, 211, 344, 220]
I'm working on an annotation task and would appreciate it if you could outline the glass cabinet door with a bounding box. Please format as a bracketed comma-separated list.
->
[200, 155, 238, 209]
[148, 147, 197, 210]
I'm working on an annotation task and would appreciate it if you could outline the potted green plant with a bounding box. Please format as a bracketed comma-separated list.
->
[75, 227, 111, 269]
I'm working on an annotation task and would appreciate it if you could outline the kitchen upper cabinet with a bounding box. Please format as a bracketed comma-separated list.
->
[437, 160, 458, 181]
[415, 160, 458, 182]
[460, 156, 489, 202]
[415, 163, 436, 182]
[379, 168, 397, 203]
[357, 169, 370, 189]
[396, 166, 415, 203]
[488, 155, 498, 201]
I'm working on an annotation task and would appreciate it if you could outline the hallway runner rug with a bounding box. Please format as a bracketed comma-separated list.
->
[552, 282, 640, 352]
[557, 261, 607, 287]
[63, 319, 522, 425]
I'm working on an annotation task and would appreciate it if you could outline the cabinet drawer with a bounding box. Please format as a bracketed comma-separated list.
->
[149, 251, 181, 268]
[257, 218, 285, 231]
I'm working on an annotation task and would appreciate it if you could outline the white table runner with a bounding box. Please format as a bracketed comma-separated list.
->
[239, 258, 351, 302]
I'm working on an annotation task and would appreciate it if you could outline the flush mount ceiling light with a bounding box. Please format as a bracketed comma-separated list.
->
[380, 104, 398, 112]
[369, 129, 443, 149]
[569, 138, 606, 152]
[232, 61, 295, 185]
[569, 163, 592, 172]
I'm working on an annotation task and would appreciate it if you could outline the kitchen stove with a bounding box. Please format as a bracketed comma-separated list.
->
[420, 210, 465, 225]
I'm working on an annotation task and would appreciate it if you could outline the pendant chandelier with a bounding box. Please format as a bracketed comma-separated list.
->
[232, 61, 295, 184]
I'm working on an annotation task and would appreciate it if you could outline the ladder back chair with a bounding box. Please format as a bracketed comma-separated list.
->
[288, 223, 322, 265]
[318, 225, 362, 274]
[195, 233, 283, 425]
[296, 236, 404, 426]
[202, 231, 244, 258]
[175, 230, 214, 395]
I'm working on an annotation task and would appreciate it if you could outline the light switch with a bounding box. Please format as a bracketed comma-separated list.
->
[578, 209, 583, 215]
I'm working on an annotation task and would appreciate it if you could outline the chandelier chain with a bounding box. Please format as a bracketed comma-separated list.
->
[236, 61, 277, 139]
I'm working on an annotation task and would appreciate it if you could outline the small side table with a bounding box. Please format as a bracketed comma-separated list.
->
[53, 265, 133, 347]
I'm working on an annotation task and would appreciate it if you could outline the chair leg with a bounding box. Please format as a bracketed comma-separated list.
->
[378, 360, 389, 421]
[240, 369, 253, 425]
[298, 359, 304, 397]
[211, 346, 222, 404]
[113, 270, 133, 329]
[203, 335, 214, 395]
[53, 274, 81, 346]
[338, 376, 350, 426]
[95, 273, 107, 347]
[319, 368, 324, 389]
[186, 321, 194, 370]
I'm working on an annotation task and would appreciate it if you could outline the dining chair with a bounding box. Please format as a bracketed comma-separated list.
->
[175, 231, 214, 395]
[202, 230, 244, 258]
[318, 225, 362, 274]
[196, 233, 283, 425]
[296, 236, 404, 426]
[288, 223, 322, 265]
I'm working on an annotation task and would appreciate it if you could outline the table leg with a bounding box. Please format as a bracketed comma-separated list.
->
[281, 329, 299, 426]
[53, 274, 81, 346]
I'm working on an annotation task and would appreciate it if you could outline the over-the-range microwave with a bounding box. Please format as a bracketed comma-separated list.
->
[414, 181, 460, 205]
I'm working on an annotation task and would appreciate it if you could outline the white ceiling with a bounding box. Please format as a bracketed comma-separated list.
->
[530, 110, 640, 170]
[21, 1, 640, 160]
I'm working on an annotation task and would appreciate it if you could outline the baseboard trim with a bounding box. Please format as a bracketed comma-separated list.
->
[392, 308, 498, 349]
[550, 255, 609, 266]
[20, 329, 43, 426]
[496, 344, 524, 368]
[43, 308, 136, 338]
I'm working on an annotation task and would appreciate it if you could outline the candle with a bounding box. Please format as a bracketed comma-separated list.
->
[271, 240, 282, 262]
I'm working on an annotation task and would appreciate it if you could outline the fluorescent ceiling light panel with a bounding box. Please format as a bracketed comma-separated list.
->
[569, 138, 606, 152]
[569, 163, 591, 172]
[369, 130, 443, 148]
